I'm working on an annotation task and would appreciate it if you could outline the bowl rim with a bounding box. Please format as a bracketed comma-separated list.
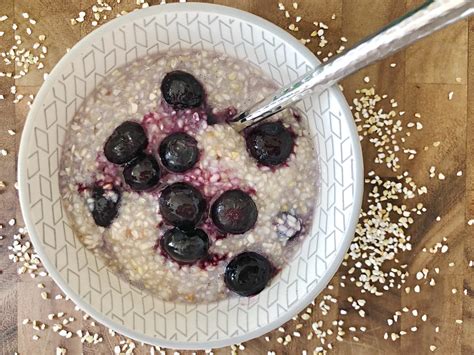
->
[18, 2, 364, 350]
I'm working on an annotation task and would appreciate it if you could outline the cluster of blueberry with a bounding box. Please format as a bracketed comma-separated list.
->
[89, 71, 298, 297]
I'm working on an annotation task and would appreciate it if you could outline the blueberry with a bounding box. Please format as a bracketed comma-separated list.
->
[90, 186, 121, 227]
[161, 228, 209, 264]
[275, 211, 302, 241]
[104, 121, 148, 165]
[123, 154, 161, 191]
[161, 70, 204, 109]
[211, 189, 258, 234]
[246, 121, 294, 166]
[224, 252, 273, 297]
[159, 182, 206, 230]
[159, 132, 199, 173]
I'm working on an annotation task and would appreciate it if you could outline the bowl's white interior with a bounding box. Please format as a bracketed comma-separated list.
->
[19, 3, 363, 349]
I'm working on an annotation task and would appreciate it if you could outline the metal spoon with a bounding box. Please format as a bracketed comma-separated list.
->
[231, 0, 474, 131]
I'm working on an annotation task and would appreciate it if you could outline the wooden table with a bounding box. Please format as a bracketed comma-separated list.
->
[0, 1, 472, 354]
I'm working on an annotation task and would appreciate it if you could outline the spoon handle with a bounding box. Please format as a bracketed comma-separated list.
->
[231, 0, 474, 131]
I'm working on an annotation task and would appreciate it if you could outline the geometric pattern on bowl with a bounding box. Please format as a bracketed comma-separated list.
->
[19, 3, 363, 349]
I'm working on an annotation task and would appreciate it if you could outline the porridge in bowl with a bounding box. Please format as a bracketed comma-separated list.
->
[59, 50, 318, 303]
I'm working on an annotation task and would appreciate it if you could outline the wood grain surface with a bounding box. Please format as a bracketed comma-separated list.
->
[0, 1, 473, 354]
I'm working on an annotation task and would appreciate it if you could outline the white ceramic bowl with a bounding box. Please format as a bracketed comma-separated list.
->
[18, 3, 363, 349]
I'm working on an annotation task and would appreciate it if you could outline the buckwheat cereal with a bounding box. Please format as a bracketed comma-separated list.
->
[59, 50, 319, 303]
